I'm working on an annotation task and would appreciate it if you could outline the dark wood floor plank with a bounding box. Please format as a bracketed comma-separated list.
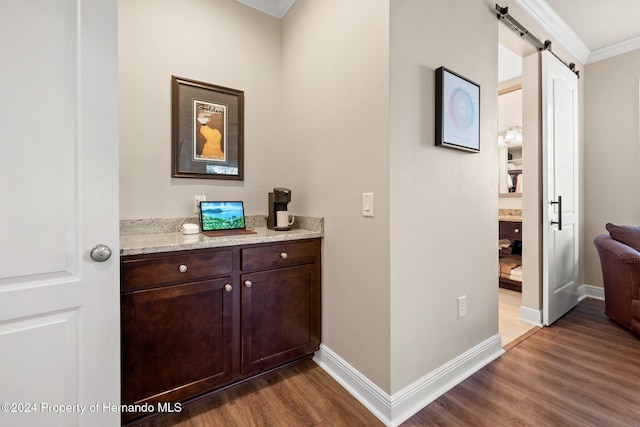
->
[194, 382, 266, 427]
[260, 368, 326, 426]
[515, 334, 640, 408]
[488, 337, 640, 425]
[402, 397, 466, 427]
[473, 357, 601, 426]
[288, 362, 384, 426]
[452, 374, 536, 426]
[434, 385, 528, 426]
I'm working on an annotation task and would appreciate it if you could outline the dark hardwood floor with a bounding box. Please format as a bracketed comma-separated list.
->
[134, 299, 640, 426]
[403, 298, 640, 426]
[131, 358, 384, 427]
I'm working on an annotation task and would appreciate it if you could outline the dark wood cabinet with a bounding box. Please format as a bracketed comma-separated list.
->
[499, 220, 522, 241]
[120, 238, 321, 424]
[121, 278, 235, 407]
[499, 221, 522, 292]
[241, 264, 320, 375]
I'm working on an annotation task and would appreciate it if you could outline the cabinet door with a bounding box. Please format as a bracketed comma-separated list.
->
[499, 221, 522, 241]
[121, 278, 235, 408]
[241, 265, 320, 375]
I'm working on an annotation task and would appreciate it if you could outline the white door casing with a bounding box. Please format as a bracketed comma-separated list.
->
[541, 50, 579, 326]
[0, 1, 120, 426]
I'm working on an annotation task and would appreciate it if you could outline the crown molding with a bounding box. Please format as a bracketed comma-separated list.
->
[234, 0, 296, 19]
[515, 0, 590, 64]
[587, 35, 640, 64]
[241, 0, 638, 63]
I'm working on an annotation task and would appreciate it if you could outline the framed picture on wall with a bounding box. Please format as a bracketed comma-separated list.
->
[171, 76, 244, 179]
[435, 67, 480, 152]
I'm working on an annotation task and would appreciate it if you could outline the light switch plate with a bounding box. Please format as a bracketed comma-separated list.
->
[362, 193, 374, 217]
[457, 295, 467, 318]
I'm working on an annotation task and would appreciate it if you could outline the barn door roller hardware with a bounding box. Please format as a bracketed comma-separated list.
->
[495, 4, 580, 78]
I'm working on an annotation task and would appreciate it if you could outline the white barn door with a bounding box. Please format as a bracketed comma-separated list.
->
[541, 50, 579, 326]
[0, 1, 120, 426]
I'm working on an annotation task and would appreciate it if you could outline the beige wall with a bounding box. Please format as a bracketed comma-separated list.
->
[118, 0, 283, 219]
[281, 0, 392, 391]
[584, 50, 640, 285]
[521, 52, 543, 310]
[389, 0, 499, 392]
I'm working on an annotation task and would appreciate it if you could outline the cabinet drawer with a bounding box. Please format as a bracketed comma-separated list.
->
[241, 239, 319, 271]
[499, 221, 522, 240]
[122, 250, 233, 291]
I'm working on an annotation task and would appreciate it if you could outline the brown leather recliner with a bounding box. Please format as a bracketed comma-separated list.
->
[594, 223, 640, 336]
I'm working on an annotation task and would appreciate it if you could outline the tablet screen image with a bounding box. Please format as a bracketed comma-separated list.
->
[200, 201, 246, 231]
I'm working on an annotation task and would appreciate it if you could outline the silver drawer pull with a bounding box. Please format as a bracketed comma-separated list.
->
[514, 229, 520, 233]
[179, 264, 188, 273]
[244, 280, 252, 288]
[280, 252, 288, 259]
[224, 284, 232, 292]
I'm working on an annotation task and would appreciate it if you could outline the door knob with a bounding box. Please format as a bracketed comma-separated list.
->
[90, 244, 112, 262]
[244, 280, 252, 288]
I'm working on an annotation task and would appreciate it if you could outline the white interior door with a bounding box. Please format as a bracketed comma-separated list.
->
[541, 50, 579, 326]
[0, 1, 120, 426]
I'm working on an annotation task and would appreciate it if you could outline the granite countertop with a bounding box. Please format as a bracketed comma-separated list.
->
[120, 215, 323, 256]
[499, 209, 522, 222]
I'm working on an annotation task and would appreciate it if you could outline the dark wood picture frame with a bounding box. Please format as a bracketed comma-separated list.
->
[172, 76, 244, 180]
[435, 66, 480, 153]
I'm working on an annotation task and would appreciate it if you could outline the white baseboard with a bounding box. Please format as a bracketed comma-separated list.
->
[519, 305, 542, 326]
[579, 284, 604, 301]
[313, 345, 392, 425]
[313, 335, 504, 427]
[517, 284, 604, 326]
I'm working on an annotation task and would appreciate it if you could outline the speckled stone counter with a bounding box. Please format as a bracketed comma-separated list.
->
[120, 215, 323, 256]
[499, 209, 522, 222]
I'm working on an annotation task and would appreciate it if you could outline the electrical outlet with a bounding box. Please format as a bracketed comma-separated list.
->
[194, 195, 206, 214]
[457, 295, 467, 318]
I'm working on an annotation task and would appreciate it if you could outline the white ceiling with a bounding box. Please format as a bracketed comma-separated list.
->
[515, 0, 640, 63]
[236, 0, 640, 64]
[233, 0, 295, 18]
[498, 44, 523, 83]
[545, 0, 640, 52]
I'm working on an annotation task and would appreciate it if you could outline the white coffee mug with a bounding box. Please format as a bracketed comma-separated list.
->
[276, 211, 295, 228]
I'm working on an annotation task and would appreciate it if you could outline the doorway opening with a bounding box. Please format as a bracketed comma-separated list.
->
[497, 25, 539, 348]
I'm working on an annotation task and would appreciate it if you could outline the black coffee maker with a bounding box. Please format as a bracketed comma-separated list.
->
[267, 187, 292, 230]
